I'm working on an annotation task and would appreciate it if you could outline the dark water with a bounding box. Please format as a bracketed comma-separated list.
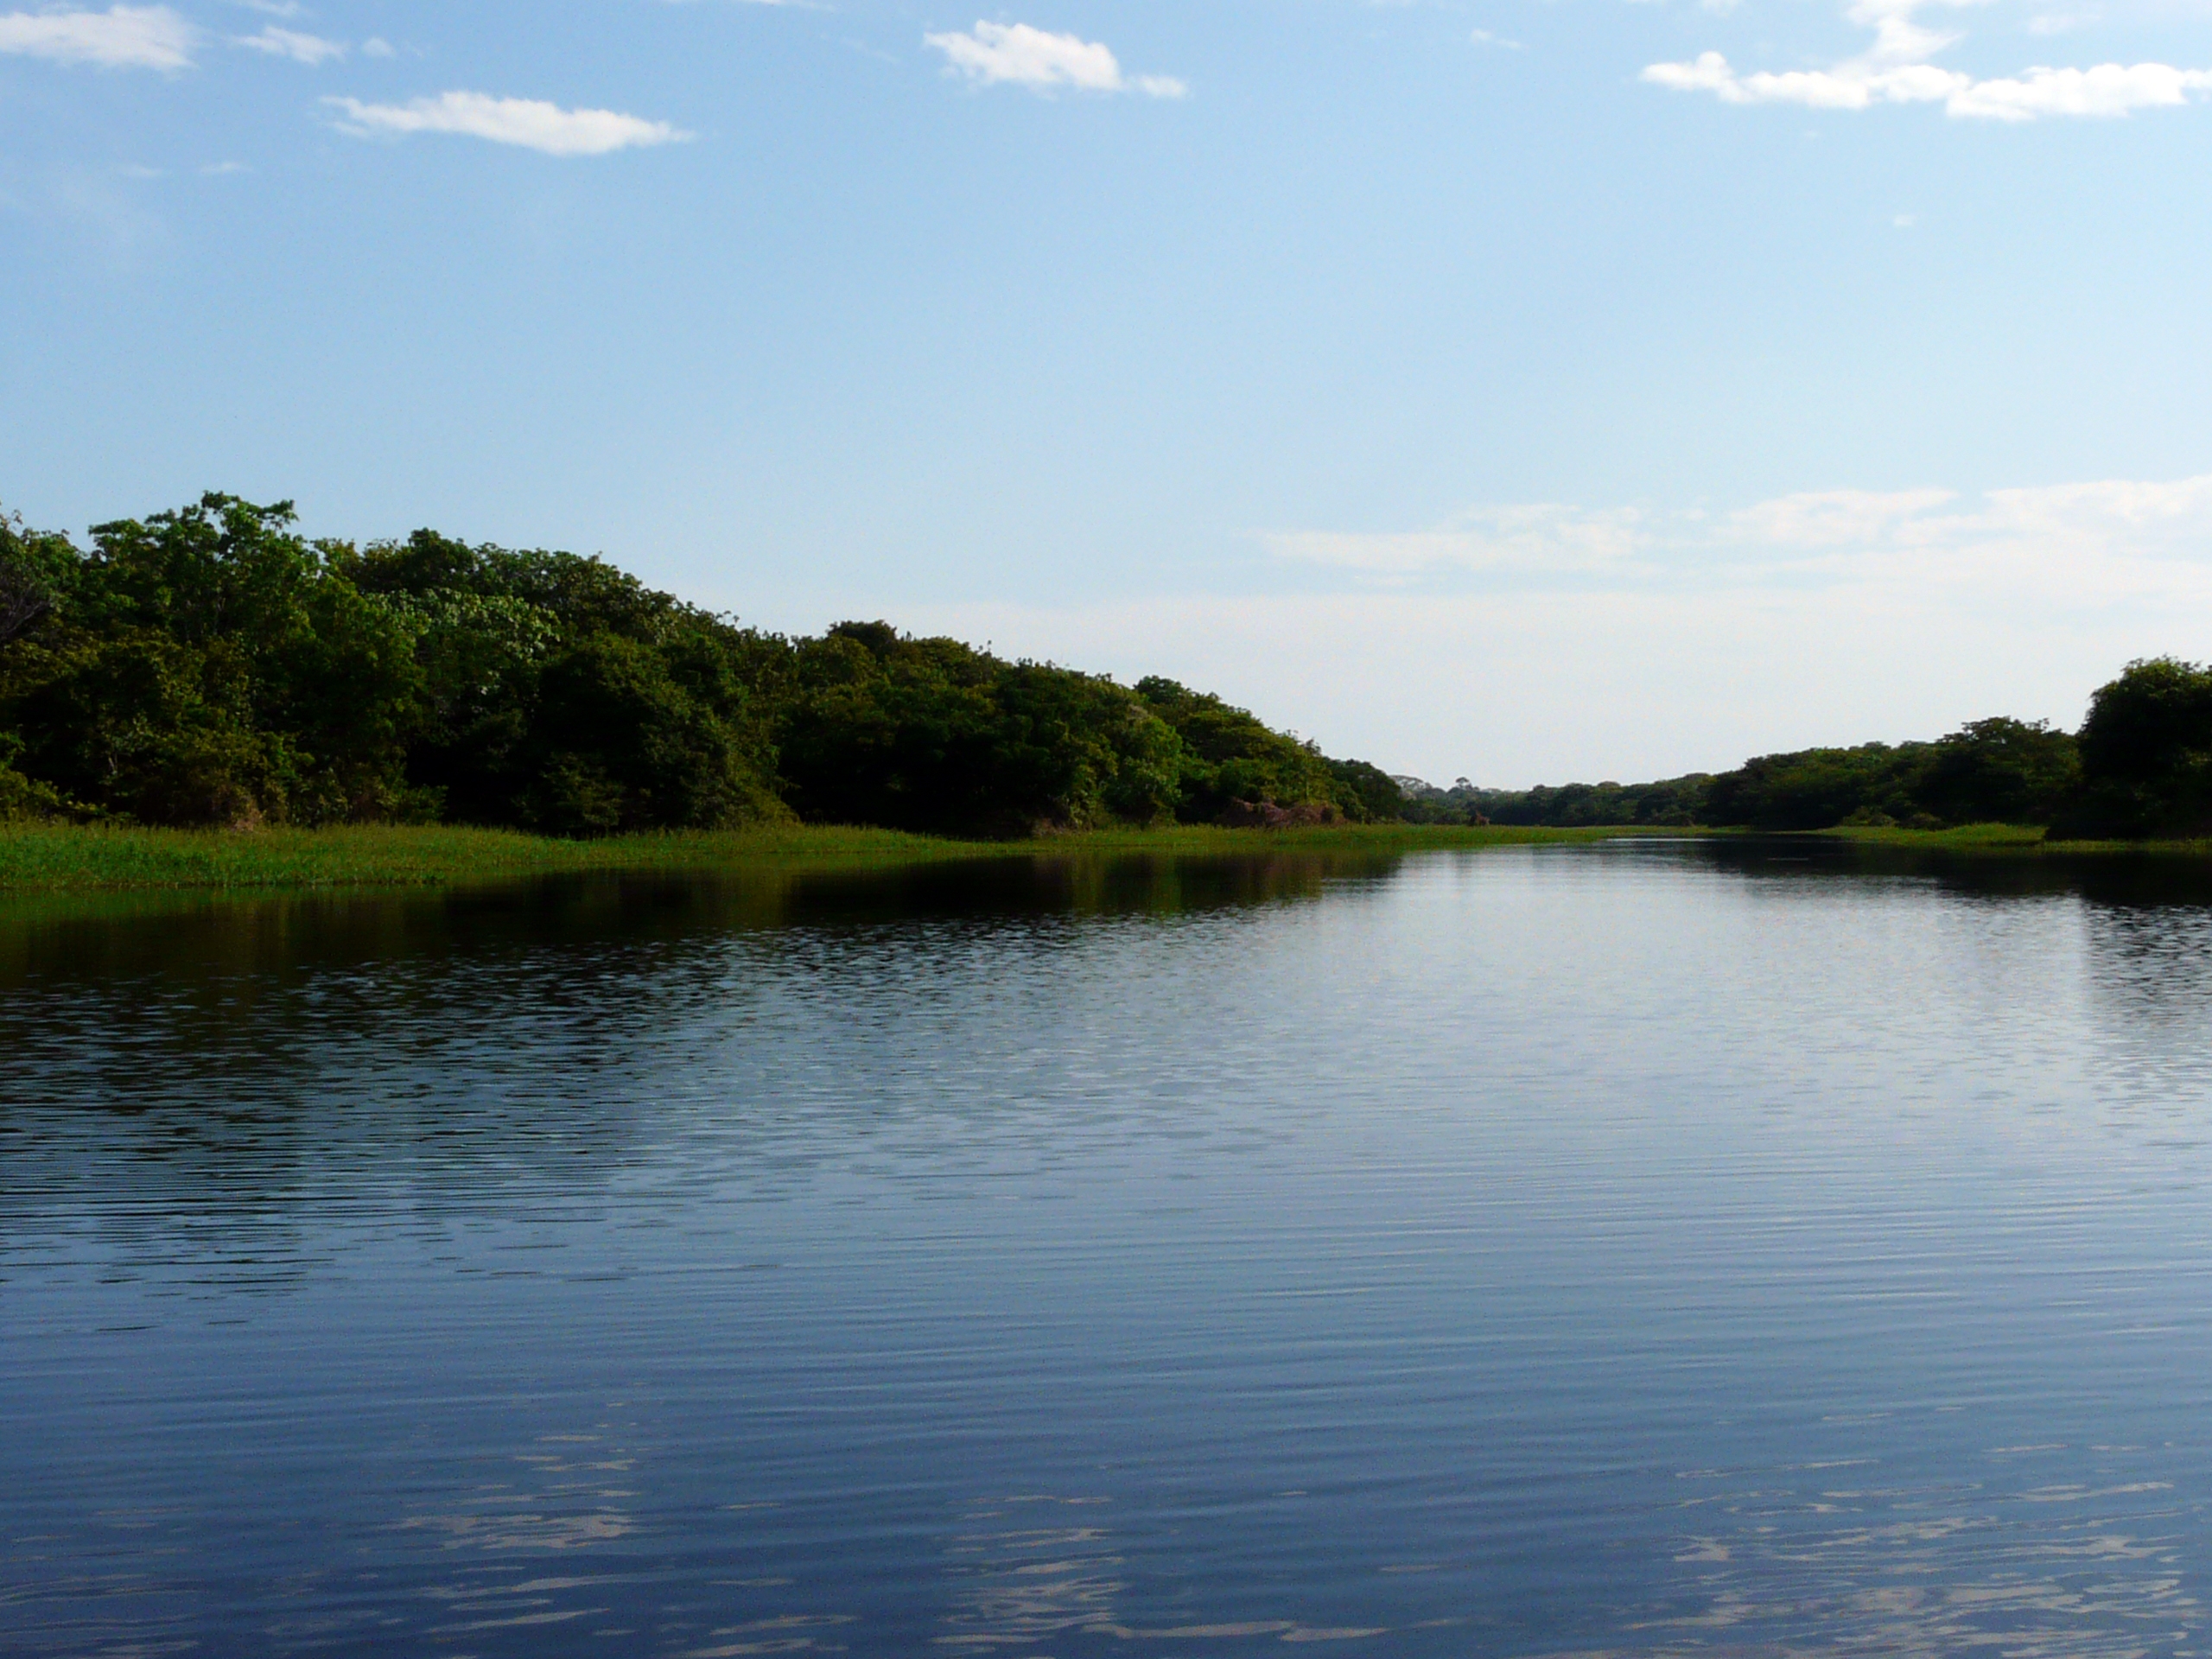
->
[9, 840, 2212, 1659]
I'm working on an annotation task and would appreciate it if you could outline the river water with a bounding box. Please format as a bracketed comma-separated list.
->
[8, 839, 2212, 1658]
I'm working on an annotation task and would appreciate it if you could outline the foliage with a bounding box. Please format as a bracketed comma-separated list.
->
[0, 506, 74, 647]
[341, 530, 785, 835]
[1477, 774, 1711, 829]
[772, 625, 1186, 836]
[3, 493, 2183, 842]
[1134, 677, 1372, 821]
[1918, 718, 2080, 827]
[2052, 658, 2212, 838]
[1700, 743, 1935, 830]
[1, 496, 420, 828]
[0, 496, 1408, 839]
[1444, 719, 2081, 833]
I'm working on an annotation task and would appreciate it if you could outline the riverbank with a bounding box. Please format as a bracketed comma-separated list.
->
[1821, 823, 2212, 855]
[0, 821, 1662, 892]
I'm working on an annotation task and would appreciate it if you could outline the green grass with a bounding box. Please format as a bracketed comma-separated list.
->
[1816, 823, 2051, 849]
[1819, 823, 2212, 855]
[0, 819, 1672, 892]
[0, 822, 995, 892]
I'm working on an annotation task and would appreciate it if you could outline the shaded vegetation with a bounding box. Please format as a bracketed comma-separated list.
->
[0, 496, 1403, 838]
[2052, 658, 2212, 839]
[1401, 716, 2087, 835]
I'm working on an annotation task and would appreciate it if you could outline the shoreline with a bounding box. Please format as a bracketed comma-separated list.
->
[0, 821, 1662, 893]
[5, 818, 2207, 894]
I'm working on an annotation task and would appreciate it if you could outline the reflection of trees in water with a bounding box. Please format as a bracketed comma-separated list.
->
[2079, 902, 2212, 1165]
[1651, 836, 2212, 909]
[0, 853, 1384, 1290]
[2084, 902, 2212, 1015]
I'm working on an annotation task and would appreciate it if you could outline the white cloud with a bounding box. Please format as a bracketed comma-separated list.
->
[359, 35, 393, 57]
[236, 24, 343, 63]
[1644, 0, 2212, 119]
[0, 5, 196, 69]
[323, 92, 690, 156]
[1265, 504, 1650, 576]
[924, 20, 1186, 97]
[1262, 475, 2212, 608]
[1950, 60, 2212, 115]
[893, 474, 2212, 785]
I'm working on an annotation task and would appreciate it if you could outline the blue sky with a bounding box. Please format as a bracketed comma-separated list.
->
[5, 0, 2212, 783]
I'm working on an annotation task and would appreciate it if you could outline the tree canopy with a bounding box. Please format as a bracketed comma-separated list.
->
[0, 495, 1400, 836]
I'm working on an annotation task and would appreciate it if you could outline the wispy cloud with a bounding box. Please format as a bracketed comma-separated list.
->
[0, 4, 196, 69]
[899, 474, 2212, 785]
[1262, 475, 2212, 597]
[323, 92, 690, 156]
[1265, 503, 1651, 577]
[235, 23, 343, 62]
[924, 21, 1186, 97]
[1644, 0, 2212, 118]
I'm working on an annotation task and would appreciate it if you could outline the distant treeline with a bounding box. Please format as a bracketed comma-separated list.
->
[0, 495, 1404, 836]
[3, 494, 2207, 839]
[1398, 665, 2212, 839]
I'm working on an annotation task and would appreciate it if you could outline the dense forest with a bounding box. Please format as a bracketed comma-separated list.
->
[0, 494, 1405, 836]
[2, 493, 2207, 839]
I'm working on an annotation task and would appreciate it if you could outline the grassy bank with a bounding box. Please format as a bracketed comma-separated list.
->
[1821, 823, 2212, 855]
[1819, 823, 2051, 849]
[0, 820, 1664, 892]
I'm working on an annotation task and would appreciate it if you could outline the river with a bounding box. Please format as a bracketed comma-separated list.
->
[7, 839, 2212, 1656]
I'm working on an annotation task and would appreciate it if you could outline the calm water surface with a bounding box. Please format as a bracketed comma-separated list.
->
[9, 840, 2212, 1657]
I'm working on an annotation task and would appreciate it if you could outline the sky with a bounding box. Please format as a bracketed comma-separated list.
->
[4, 0, 2212, 785]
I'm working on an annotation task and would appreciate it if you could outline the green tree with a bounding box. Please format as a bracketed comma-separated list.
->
[1917, 717, 2079, 826]
[775, 625, 1185, 836]
[1134, 677, 1350, 821]
[2, 495, 419, 825]
[344, 531, 784, 832]
[2055, 658, 2212, 838]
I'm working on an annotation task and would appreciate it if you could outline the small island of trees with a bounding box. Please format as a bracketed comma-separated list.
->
[2, 493, 2208, 842]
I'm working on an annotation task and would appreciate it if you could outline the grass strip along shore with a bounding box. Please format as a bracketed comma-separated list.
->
[0, 821, 1671, 892]
[13, 820, 2212, 895]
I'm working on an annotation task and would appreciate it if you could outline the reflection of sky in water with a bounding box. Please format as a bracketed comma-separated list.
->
[6, 845, 2212, 1656]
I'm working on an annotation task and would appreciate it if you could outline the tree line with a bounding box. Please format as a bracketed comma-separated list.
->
[1402, 666, 2212, 838]
[3, 493, 2207, 839]
[0, 495, 1404, 836]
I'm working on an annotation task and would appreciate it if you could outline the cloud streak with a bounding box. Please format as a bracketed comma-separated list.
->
[324, 92, 690, 156]
[1644, 0, 2212, 118]
[1262, 474, 2212, 601]
[902, 474, 2212, 785]
[0, 4, 195, 69]
[235, 24, 343, 63]
[924, 21, 1186, 97]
